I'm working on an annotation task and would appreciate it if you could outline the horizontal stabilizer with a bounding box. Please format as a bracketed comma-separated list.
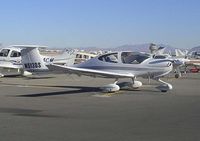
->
[11, 45, 47, 49]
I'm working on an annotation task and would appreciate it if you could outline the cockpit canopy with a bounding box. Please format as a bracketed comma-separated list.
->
[99, 53, 118, 63]
[98, 52, 150, 64]
[121, 52, 150, 64]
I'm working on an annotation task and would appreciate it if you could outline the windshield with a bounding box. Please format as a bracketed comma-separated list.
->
[153, 55, 167, 59]
[121, 52, 150, 64]
[98, 53, 118, 63]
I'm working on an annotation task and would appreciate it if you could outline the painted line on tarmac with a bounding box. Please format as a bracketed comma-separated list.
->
[93, 91, 124, 98]
[93, 94, 111, 98]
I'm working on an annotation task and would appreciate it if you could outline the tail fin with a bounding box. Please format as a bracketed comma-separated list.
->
[21, 47, 48, 72]
[175, 49, 186, 57]
[53, 49, 76, 66]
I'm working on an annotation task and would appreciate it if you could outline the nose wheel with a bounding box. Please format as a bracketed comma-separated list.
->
[155, 78, 173, 92]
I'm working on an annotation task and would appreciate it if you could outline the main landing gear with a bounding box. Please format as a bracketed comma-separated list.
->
[100, 77, 173, 93]
[100, 77, 143, 93]
[100, 78, 120, 92]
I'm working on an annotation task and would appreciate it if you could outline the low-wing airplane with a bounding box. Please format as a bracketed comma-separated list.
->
[0, 46, 32, 77]
[44, 51, 175, 92]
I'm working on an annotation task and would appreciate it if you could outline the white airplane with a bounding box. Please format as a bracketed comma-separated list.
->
[0, 45, 76, 77]
[0, 46, 32, 77]
[171, 50, 200, 75]
[20, 46, 76, 73]
[44, 51, 175, 92]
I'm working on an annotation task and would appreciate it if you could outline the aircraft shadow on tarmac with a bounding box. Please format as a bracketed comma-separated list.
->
[0, 107, 63, 118]
[17, 84, 160, 97]
[17, 85, 101, 97]
[23, 76, 55, 79]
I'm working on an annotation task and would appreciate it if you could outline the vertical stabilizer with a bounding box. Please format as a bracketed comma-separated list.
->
[21, 47, 48, 72]
[53, 49, 76, 66]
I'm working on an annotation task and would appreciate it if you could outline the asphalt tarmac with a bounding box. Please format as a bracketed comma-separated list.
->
[0, 73, 200, 141]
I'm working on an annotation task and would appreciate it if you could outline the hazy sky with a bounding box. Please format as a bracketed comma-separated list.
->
[0, 0, 200, 48]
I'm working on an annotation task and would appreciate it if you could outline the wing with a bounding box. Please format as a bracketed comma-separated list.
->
[0, 62, 21, 69]
[47, 64, 135, 78]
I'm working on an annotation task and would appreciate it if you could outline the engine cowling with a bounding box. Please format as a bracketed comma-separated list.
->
[100, 84, 120, 92]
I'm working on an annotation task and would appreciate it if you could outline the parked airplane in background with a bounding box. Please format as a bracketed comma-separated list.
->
[20, 45, 77, 74]
[171, 49, 200, 75]
[45, 51, 175, 92]
[0, 47, 31, 77]
[74, 52, 97, 64]
[0, 45, 77, 77]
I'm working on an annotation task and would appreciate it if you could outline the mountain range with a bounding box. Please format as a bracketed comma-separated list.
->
[188, 46, 200, 54]
[78, 43, 189, 54]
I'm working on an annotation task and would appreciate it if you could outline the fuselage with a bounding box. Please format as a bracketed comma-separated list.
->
[0, 47, 22, 76]
[75, 51, 173, 78]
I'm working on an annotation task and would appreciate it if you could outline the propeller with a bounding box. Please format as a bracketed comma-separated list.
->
[171, 58, 187, 78]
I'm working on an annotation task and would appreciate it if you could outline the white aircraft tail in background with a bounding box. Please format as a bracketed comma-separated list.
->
[20, 46, 76, 73]
[21, 47, 49, 72]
